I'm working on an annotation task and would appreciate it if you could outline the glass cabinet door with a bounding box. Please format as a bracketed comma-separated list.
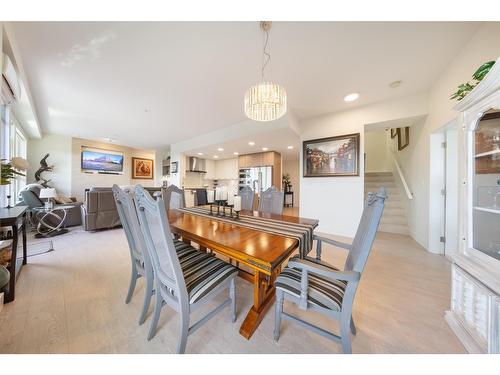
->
[473, 111, 500, 260]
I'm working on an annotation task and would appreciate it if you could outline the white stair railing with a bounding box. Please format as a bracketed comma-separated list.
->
[390, 149, 413, 200]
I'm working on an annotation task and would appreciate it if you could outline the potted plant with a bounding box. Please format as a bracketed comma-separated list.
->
[282, 173, 292, 192]
[451, 61, 496, 101]
[1, 157, 29, 208]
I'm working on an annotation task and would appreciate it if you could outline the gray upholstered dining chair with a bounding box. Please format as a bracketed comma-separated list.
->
[112, 185, 154, 326]
[162, 185, 185, 210]
[273, 187, 387, 354]
[258, 186, 284, 215]
[133, 185, 239, 353]
[239, 186, 254, 211]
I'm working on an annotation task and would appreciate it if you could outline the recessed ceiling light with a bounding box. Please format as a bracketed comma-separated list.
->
[233, 152, 239, 155]
[344, 93, 359, 102]
[217, 148, 224, 152]
[262, 147, 268, 151]
[248, 141, 255, 146]
[197, 152, 203, 156]
[287, 145, 293, 149]
[214, 155, 218, 158]
[389, 80, 402, 88]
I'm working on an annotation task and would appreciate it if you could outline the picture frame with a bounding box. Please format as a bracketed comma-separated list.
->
[398, 127, 410, 150]
[171, 161, 178, 174]
[303, 133, 360, 177]
[132, 157, 154, 179]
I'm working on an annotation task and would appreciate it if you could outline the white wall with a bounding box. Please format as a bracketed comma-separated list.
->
[402, 23, 500, 249]
[364, 130, 391, 173]
[299, 92, 429, 237]
[27, 135, 156, 201]
[283, 159, 300, 207]
[27, 134, 72, 196]
[71, 137, 155, 201]
[299, 22, 500, 246]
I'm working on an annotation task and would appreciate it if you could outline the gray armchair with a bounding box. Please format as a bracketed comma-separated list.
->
[274, 187, 387, 353]
[20, 188, 83, 227]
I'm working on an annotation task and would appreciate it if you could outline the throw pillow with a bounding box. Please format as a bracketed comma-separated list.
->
[54, 195, 73, 204]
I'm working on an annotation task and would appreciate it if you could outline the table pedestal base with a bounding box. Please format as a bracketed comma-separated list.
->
[239, 269, 278, 339]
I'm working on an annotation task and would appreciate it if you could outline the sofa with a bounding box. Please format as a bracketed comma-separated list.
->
[82, 186, 161, 231]
[20, 184, 83, 227]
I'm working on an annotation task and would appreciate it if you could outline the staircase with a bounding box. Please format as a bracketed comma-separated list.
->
[365, 172, 410, 235]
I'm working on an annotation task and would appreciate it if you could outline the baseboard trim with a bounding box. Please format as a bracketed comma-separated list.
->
[445, 311, 485, 353]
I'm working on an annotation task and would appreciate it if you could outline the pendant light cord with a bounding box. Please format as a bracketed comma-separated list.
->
[261, 27, 271, 82]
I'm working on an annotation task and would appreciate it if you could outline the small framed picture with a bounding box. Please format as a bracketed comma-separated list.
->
[398, 127, 410, 150]
[132, 157, 154, 179]
[303, 133, 360, 177]
[171, 161, 178, 174]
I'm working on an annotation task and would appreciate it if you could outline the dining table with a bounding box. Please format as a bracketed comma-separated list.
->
[168, 207, 318, 339]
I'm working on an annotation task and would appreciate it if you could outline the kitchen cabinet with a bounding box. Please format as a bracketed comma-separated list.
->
[204, 159, 215, 180]
[238, 151, 282, 190]
[239, 151, 278, 168]
[262, 151, 274, 166]
[214, 158, 238, 180]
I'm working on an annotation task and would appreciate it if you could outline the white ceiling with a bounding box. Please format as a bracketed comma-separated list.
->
[185, 126, 301, 161]
[10, 21, 481, 149]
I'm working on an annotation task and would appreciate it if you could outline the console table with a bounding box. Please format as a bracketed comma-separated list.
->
[0, 206, 28, 303]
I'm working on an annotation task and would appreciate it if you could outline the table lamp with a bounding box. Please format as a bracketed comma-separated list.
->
[39, 188, 57, 210]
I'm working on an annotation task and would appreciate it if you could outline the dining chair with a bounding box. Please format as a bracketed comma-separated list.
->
[258, 186, 284, 215]
[273, 187, 387, 354]
[239, 186, 254, 211]
[133, 185, 239, 353]
[112, 184, 154, 326]
[162, 184, 186, 210]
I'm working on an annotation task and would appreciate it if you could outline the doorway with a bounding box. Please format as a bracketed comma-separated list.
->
[429, 120, 459, 255]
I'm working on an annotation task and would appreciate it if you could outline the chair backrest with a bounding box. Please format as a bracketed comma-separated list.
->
[134, 185, 188, 305]
[20, 190, 44, 208]
[344, 187, 387, 273]
[112, 185, 147, 268]
[239, 186, 254, 211]
[162, 185, 185, 210]
[258, 186, 284, 215]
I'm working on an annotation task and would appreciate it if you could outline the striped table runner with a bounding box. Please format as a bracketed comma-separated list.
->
[177, 207, 317, 257]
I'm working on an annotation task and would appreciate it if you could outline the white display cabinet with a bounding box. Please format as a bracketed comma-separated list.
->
[445, 58, 500, 353]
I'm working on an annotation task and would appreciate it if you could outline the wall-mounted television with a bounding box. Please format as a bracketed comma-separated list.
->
[81, 147, 124, 173]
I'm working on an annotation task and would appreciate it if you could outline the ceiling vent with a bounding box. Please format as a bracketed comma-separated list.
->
[2, 53, 21, 103]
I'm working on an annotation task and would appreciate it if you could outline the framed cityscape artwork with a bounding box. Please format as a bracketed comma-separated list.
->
[303, 133, 360, 177]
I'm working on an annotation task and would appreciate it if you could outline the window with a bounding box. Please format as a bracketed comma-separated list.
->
[0, 105, 27, 205]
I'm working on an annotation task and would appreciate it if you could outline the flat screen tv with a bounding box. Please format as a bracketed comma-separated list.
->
[81, 147, 124, 172]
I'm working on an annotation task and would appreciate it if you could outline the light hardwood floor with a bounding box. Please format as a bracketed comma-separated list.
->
[0, 217, 465, 353]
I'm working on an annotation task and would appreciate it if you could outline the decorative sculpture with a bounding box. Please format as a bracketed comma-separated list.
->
[34, 153, 54, 188]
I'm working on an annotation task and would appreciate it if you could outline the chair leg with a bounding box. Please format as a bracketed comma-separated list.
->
[125, 266, 138, 304]
[229, 278, 236, 323]
[177, 310, 190, 354]
[139, 274, 154, 325]
[350, 316, 357, 335]
[147, 290, 162, 341]
[274, 290, 284, 342]
[340, 314, 352, 354]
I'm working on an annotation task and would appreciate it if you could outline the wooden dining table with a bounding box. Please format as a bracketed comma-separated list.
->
[168, 208, 318, 339]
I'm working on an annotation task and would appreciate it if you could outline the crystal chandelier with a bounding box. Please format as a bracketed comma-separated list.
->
[244, 22, 287, 122]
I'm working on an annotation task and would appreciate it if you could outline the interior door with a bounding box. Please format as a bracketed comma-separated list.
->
[445, 128, 459, 255]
